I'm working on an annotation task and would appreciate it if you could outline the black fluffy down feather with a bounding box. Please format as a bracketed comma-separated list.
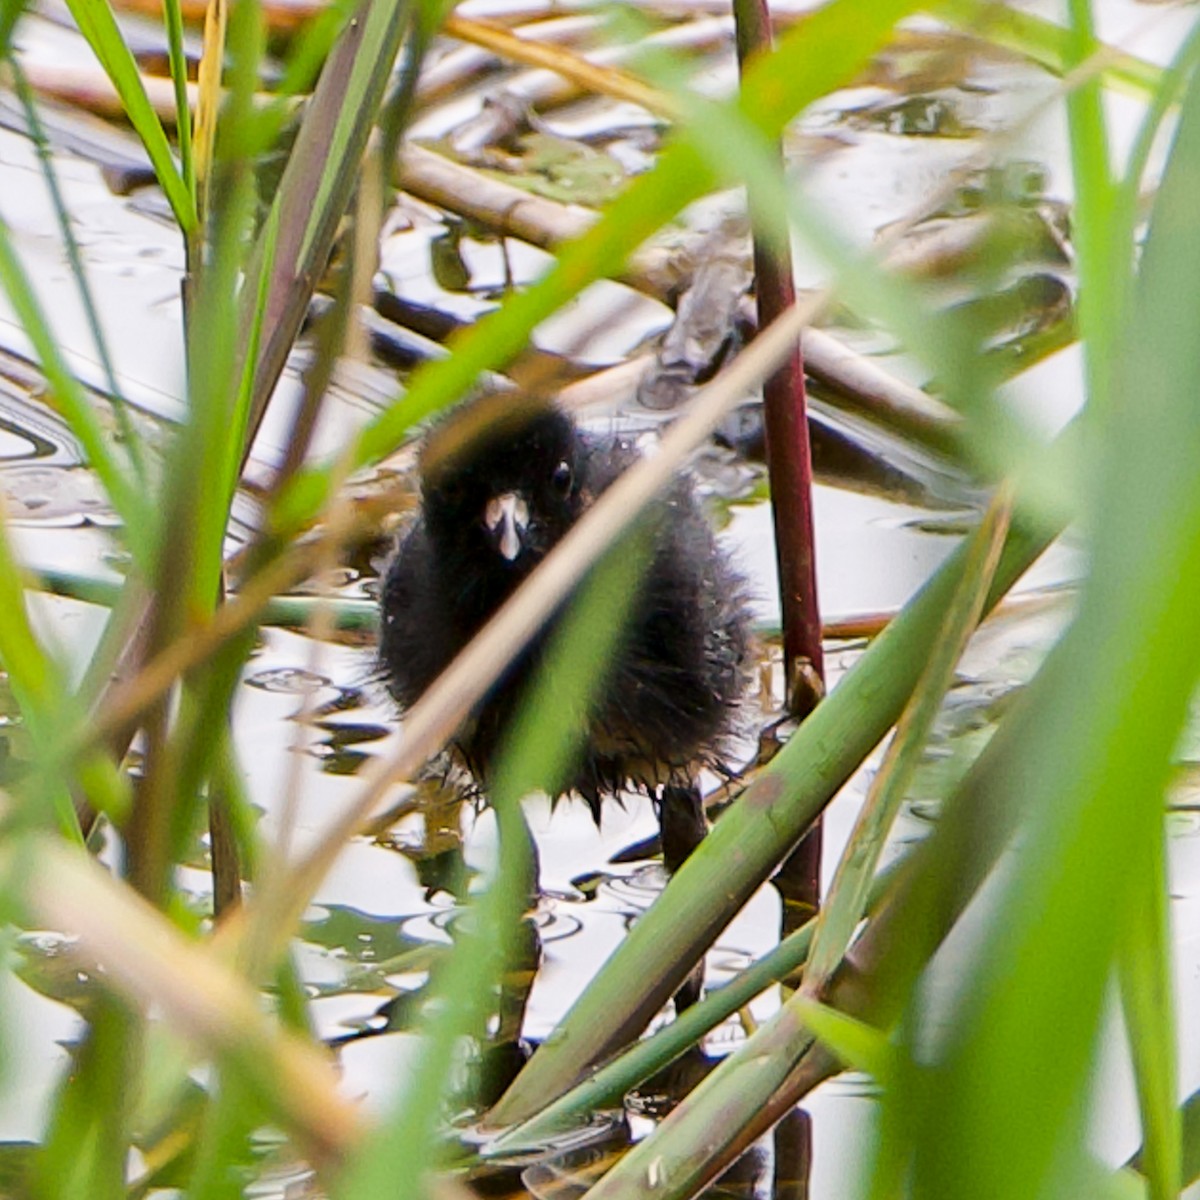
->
[379, 402, 754, 822]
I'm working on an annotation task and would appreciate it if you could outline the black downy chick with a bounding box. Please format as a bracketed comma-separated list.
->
[378, 400, 754, 875]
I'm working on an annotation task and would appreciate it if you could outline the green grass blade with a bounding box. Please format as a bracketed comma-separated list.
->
[223, 197, 279, 507]
[240, 0, 409, 426]
[1131, 1084, 1200, 1186]
[161, 0, 194, 202]
[274, 0, 358, 97]
[0, 0, 25, 55]
[0, 517, 68, 723]
[790, 996, 895, 1086]
[804, 486, 1011, 990]
[0, 517, 127, 836]
[151, 0, 267, 636]
[183, 1070, 264, 1200]
[27, 996, 139, 1200]
[61, 0, 196, 230]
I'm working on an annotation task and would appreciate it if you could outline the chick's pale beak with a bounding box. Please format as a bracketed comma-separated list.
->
[484, 492, 530, 561]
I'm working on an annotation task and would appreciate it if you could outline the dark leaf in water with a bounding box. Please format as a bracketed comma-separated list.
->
[303, 905, 448, 998]
[375, 985, 430, 1033]
[606, 833, 660, 866]
[430, 221, 474, 293]
[308, 744, 370, 775]
[478, 131, 627, 208]
[845, 91, 979, 138]
[314, 720, 391, 747]
[15, 933, 98, 1017]
[309, 685, 370, 718]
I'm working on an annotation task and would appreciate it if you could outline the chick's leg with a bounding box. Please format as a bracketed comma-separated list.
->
[657, 782, 708, 1011]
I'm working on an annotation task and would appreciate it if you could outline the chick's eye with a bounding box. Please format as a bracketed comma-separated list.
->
[551, 461, 573, 494]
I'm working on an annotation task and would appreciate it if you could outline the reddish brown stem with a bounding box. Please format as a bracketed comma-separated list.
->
[734, 0, 825, 923]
